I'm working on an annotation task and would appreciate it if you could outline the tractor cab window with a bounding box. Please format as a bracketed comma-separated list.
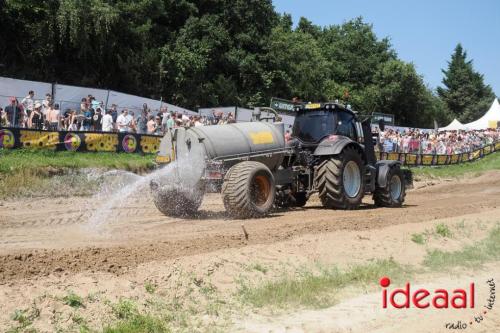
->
[292, 110, 335, 143]
[335, 110, 357, 140]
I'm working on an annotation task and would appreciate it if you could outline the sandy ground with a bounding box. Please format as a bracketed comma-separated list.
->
[0, 171, 499, 332]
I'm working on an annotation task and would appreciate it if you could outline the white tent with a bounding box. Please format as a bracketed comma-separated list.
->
[464, 98, 500, 130]
[439, 118, 465, 131]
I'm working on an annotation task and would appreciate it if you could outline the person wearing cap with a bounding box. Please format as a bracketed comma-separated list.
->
[29, 102, 44, 130]
[4, 97, 23, 127]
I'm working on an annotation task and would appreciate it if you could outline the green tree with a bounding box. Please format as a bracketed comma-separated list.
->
[437, 44, 496, 123]
[357, 60, 449, 127]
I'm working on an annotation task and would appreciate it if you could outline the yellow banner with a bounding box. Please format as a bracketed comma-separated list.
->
[387, 153, 399, 161]
[20, 130, 59, 150]
[421, 155, 434, 165]
[84, 133, 118, 152]
[450, 154, 459, 164]
[472, 150, 481, 160]
[406, 154, 417, 164]
[436, 155, 448, 165]
[140, 136, 161, 154]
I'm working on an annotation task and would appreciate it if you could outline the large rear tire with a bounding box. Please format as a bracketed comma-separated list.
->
[315, 147, 365, 210]
[222, 161, 276, 218]
[151, 183, 204, 217]
[373, 165, 406, 207]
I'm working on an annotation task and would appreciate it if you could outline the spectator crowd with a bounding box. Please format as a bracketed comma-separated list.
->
[377, 127, 500, 155]
[0, 91, 238, 135]
[2, 90, 499, 154]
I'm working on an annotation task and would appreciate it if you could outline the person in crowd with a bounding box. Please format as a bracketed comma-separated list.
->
[129, 110, 137, 133]
[285, 130, 291, 142]
[116, 109, 132, 132]
[154, 116, 163, 135]
[166, 112, 175, 131]
[147, 115, 156, 134]
[101, 109, 113, 132]
[0, 107, 7, 127]
[29, 102, 44, 130]
[21, 90, 35, 118]
[42, 93, 52, 116]
[159, 107, 168, 131]
[82, 106, 93, 131]
[46, 103, 60, 131]
[110, 104, 118, 125]
[80, 97, 88, 114]
[194, 116, 204, 127]
[227, 112, 236, 124]
[68, 110, 78, 131]
[4, 97, 23, 127]
[62, 108, 72, 130]
[92, 108, 103, 131]
[137, 108, 148, 134]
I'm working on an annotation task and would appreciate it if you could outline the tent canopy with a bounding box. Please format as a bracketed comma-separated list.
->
[463, 98, 500, 130]
[439, 118, 465, 131]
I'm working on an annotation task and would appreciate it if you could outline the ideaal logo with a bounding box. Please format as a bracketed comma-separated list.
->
[380, 277, 496, 330]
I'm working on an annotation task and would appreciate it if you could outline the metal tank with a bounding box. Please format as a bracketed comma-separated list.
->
[158, 121, 287, 170]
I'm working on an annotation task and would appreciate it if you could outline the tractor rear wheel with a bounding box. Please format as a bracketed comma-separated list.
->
[373, 165, 406, 207]
[315, 147, 365, 210]
[222, 161, 276, 218]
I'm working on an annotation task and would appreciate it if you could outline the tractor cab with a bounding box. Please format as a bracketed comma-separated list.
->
[291, 102, 360, 145]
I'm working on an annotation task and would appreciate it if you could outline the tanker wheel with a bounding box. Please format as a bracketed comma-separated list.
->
[373, 165, 406, 207]
[222, 161, 276, 218]
[152, 185, 204, 217]
[315, 147, 365, 210]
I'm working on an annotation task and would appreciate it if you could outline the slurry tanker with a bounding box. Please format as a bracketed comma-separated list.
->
[151, 103, 412, 218]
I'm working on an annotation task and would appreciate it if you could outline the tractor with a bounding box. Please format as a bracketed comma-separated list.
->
[151, 102, 412, 218]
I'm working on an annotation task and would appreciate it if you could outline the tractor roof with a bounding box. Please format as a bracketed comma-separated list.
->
[292, 102, 356, 115]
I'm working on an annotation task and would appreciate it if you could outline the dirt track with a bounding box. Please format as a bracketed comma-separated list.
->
[1, 172, 500, 283]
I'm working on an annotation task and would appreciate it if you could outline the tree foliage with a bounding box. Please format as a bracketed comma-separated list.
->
[437, 44, 496, 123]
[0, 1, 490, 127]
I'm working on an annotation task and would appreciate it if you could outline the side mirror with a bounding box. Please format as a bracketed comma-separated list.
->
[378, 119, 385, 132]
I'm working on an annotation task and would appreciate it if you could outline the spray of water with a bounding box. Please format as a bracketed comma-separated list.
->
[85, 134, 206, 232]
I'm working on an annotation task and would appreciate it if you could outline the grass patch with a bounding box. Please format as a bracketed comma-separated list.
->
[103, 314, 169, 333]
[411, 233, 425, 244]
[435, 223, 452, 238]
[238, 259, 408, 309]
[424, 226, 500, 270]
[0, 149, 155, 198]
[0, 149, 155, 174]
[111, 299, 138, 320]
[412, 150, 500, 179]
[63, 292, 85, 309]
[7, 305, 40, 333]
[249, 263, 268, 274]
[144, 282, 156, 294]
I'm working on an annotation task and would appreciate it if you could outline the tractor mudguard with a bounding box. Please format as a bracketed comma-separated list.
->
[376, 160, 402, 188]
[313, 136, 362, 156]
